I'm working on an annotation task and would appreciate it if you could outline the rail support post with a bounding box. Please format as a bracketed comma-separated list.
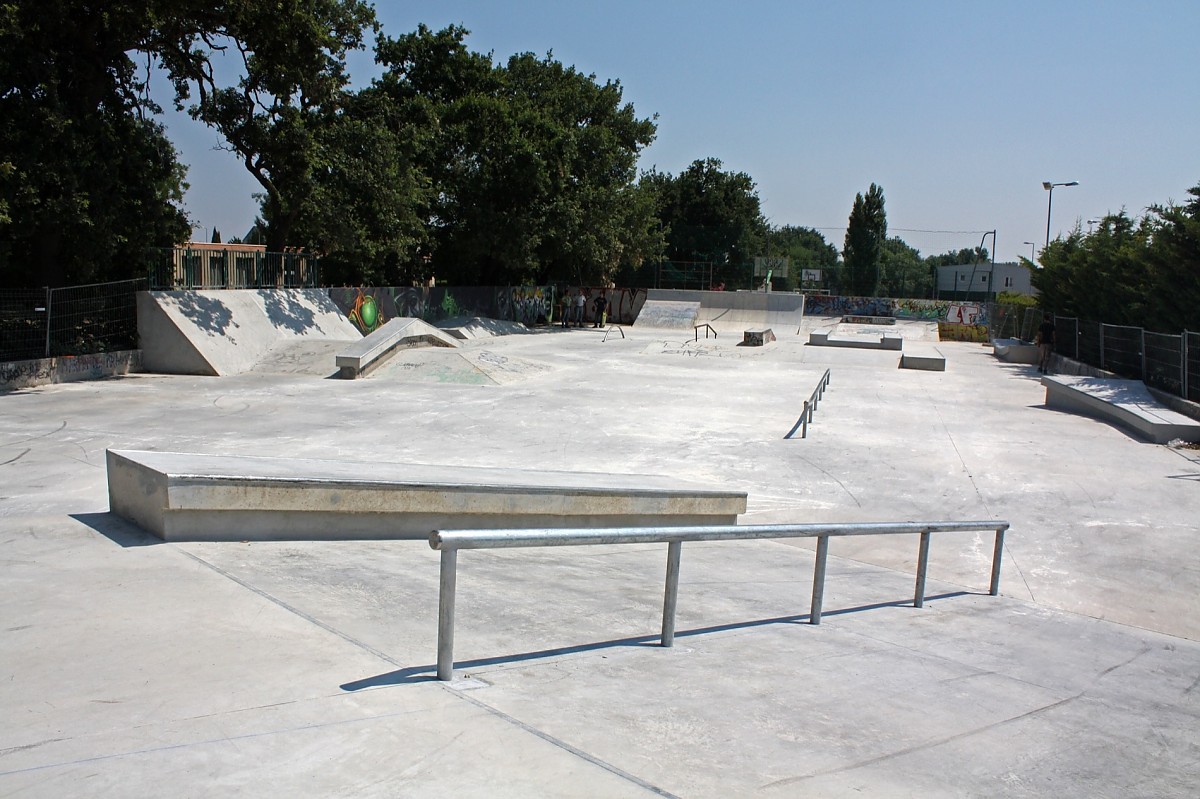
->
[437, 548, 458, 681]
[661, 540, 682, 646]
[914, 531, 931, 608]
[989, 527, 1006, 596]
[810, 535, 829, 624]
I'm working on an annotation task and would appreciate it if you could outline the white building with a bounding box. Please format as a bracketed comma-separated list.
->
[935, 261, 1034, 301]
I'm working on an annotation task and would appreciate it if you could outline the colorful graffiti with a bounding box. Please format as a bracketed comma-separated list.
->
[803, 295, 893, 317]
[800, 295, 990, 326]
[939, 322, 990, 342]
[1, 350, 141, 390]
[345, 288, 385, 334]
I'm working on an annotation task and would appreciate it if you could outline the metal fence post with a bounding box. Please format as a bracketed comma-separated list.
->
[1099, 324, 1106, 370]
[810, 535, 830, 624]
[436, 549, 458, 681]
[914, 531, 931, 608]
[661, 540, 682, 646]
[1184, 332, 1190, 401]
[43, 286, 53, 358]
[1140, 329, 1147, 381]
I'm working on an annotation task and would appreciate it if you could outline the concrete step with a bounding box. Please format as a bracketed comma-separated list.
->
[106, 450, 747, 542]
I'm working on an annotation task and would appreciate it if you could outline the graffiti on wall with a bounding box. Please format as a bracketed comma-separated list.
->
[1, 350, 141, 391]
[939, 322, 990, 342]
[329, 286, 557, 333]
[800, 295, 990, 326]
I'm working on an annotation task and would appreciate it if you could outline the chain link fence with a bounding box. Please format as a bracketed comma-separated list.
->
[0, 279, 143, 362]
[988, 302, 1196, 403]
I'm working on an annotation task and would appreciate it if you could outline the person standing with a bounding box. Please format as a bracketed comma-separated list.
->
[1037, 313, 1056, 374]
[574, 289, 587, 328]
[559, 289, 571, 327]
[592, 292, 609, 328]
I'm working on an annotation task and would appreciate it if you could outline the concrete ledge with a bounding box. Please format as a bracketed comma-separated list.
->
[742, 328, 776, 346]
[809, 331, 903, 350]
[992, 338, 1040, 364]
[106, 449, 747, 541]
[1042, 376, 1200, 444]
[842, 315, 895, 325]
[336, 318, 458, 378]
[900, 346, 946, 371]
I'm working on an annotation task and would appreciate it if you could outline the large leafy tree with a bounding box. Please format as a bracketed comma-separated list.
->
[842, 183, 886, 296]
[880, 237, 932, 298]
[0, 1, 190, 287]
[647, 157, 767, 285]
[765, 225, 837, 290]
[370, 25, 659, 286]
[161, 0, 377, 253]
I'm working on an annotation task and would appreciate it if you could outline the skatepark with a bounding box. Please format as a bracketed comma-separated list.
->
[2, 289, 1198, 797]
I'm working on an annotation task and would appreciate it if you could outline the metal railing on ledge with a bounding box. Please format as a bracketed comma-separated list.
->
[694, 323, 717, 341]
[428, 519, 1009, 681]
[786, 368, 832, 439]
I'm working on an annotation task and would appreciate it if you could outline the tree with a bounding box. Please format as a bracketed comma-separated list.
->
[0, 1, 190, 287]
[647, 157, 767, 287]
[842, 183, 886, 296]
[765, 225, 837, 290]
[162, 1, 378, 253]
[879, 237, 931, 298]
[371, 25, 659, 285]
[1143, 184, 1200, 331]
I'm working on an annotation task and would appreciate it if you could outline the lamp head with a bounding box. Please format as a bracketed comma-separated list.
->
[1042, 182, 1052, 190]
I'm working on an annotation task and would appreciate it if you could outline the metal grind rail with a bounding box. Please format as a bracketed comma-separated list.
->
[786, 368, 832, 439]
[429, 519, 1009, 681]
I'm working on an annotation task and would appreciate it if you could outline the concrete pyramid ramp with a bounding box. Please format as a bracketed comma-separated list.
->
[634, 289, 806, 334]
[138, 289, 361, 376]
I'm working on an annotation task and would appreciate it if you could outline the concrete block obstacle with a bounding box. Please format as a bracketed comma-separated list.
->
[808, 330, 904, 350]
[900, 345, 946, 371]
[336, 318, 458, 378]
[1042, 376, 1200, 444]
[106, 449, 748, 542]
[842, 314, 896, 325]
[742, 328, 776, 346]
[992, 338, 1040, 364]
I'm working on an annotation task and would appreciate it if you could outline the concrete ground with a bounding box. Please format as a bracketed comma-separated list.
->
[2, 317, 1198, 797]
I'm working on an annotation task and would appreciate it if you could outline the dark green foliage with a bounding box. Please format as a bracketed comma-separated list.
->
[765, 226, 837, 290]
[645, 158, 767, 287]
[1034, 186, 1200, 332]
[879, 237, 933, 299]
[0, 1, 190, 286]
[842, 183, 886, 296]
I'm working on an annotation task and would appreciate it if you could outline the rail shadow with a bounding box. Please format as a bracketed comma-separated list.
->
[339, 590, 971, 690]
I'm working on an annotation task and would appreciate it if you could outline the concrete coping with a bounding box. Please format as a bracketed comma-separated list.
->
[335, 318, 458, 378]
[1042, 375, 1200, 444]
[106, 449, 747, 542]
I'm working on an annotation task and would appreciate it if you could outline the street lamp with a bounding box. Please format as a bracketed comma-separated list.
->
[1042, 181, 1078, 247]
[1023, 241, 1037, 263]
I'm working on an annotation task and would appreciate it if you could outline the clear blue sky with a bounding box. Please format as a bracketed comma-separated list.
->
[159, 0, 1200, 265]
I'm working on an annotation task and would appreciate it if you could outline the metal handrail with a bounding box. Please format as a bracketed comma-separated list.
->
[786, 368, 832, 439]
[694, 323, 717, 341]
[602, 325, 625, 342]
[429, 518, 1009, 680]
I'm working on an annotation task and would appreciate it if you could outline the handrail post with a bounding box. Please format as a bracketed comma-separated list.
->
[914, 531, 931, 608]
[437, 548, 458, 681]
[661, 540, 682, 646]
[801, 400, 810, 439]
[989, 527, 1006, 596]
[810, 535, 829, 624]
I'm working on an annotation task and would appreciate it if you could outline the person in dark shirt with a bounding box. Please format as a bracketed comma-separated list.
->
[592, 293, 608, 327]
[1037, 314, 1056, 374]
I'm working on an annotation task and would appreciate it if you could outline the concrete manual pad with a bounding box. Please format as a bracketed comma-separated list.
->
[1043, 374, 1200, 443]
[105, 449, 747, 541]
[4, 312, 1200, 797]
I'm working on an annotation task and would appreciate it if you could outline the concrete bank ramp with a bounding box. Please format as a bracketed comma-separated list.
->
[437, 316, 530, 340]
[635, 289, 806, 334]
[138, 289, 361, 376]
[369, 347, 553, 385]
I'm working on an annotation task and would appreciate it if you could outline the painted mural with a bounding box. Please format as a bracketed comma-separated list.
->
[330, 286, 558, 335]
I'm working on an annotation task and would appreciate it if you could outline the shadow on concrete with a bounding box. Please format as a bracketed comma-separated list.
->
[167, 291, 237, 336]
[71, 512, 161, 547]
[260, 290, 320, 335]
[339, 591, 971, 690]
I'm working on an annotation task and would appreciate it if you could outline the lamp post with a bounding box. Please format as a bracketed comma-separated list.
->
[1043, 181, 1078, 247]
[1023, 241, 1036, 263]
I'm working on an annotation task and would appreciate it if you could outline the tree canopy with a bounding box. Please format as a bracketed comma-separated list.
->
[1035, 186, 1200, 331]
[646, 157, 767, 286]
[842, 183, 886, 296]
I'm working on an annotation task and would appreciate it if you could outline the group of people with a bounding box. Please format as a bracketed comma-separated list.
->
[558, 289, 608, 328]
